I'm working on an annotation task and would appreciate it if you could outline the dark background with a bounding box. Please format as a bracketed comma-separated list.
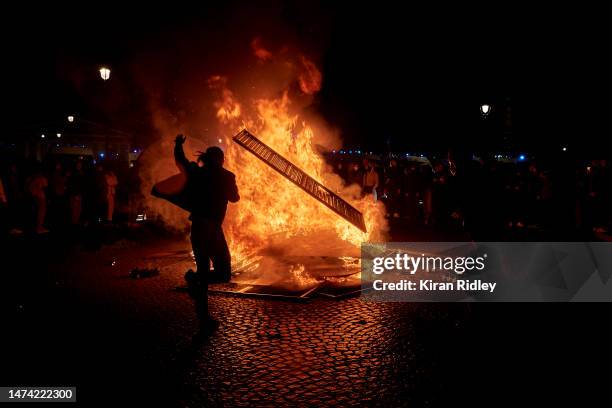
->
[1, 4, 611, 405]
[2, 1, 610, 155]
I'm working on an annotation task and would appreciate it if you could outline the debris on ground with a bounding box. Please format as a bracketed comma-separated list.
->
[129, 268, 160, 279]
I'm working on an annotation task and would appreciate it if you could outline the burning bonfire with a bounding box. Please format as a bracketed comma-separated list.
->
[142, 39, 388, 288]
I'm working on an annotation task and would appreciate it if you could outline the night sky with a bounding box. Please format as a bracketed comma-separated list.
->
[4, 2, 610, 156]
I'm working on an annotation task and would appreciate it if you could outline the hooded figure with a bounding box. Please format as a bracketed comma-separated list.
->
[172, 134, 239, 331]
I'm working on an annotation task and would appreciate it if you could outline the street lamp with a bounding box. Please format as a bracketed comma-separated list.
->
[67, 115, 74, 123]
[480, 104, 491, 116]
[99, 66, 111, 81]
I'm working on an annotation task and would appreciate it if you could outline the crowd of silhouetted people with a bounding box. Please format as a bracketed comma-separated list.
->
[2, 152, 611, 241]
[0, 156, 120, 236]
[332, 155, 611, 240]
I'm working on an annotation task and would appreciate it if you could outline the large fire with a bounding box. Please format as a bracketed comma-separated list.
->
[141, 41, 388, 286]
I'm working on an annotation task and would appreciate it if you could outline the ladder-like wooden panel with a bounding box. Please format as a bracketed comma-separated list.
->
[233, 129, 367, 232]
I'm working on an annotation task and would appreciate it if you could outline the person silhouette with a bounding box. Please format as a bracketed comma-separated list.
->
[173, 134, 239, 331]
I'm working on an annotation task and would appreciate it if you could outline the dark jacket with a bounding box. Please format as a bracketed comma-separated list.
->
[174, 143, 239, 223]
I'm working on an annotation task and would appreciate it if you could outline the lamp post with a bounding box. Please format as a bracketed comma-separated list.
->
[477, 104, 494, 156]
[480, 104, 491, 117]
[99, 66, 112, 155]
[99, 66, 111, 81]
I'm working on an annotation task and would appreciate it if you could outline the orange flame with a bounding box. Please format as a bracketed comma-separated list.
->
[251, 37, 273, 62]
[297, 55, 322, 95]
[212, 85, 388, 264]
[208, 76, 241, 123]
[141, 42, 388, 280]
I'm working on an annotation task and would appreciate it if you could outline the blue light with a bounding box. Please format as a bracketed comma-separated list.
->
[99, 153, 105, 158]
[518, 154, 526, 161]
[349, 150, 353, 154]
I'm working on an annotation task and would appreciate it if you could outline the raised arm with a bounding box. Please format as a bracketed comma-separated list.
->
[174, 134, 189, 172]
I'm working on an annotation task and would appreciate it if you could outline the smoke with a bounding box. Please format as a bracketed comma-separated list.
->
[114, 4, 388, 269]
[128, 9, 330, 223]
[135, 44, 326, 225]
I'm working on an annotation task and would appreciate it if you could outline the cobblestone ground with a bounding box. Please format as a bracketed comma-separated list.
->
[4, 231, 610, 407]
[189, 297, 469, 407]
[3, 235, 476, 407]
